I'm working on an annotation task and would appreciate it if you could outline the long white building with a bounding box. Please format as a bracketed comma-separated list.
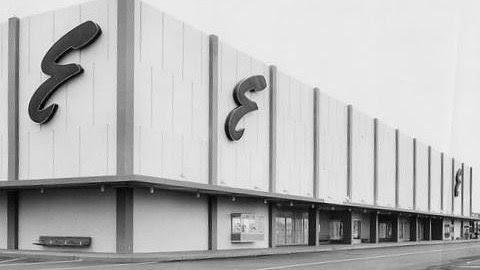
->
[0, 0, 477, 254]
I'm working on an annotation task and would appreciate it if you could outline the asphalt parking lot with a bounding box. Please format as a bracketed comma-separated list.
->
[0, 241, 480, 269]
[0, 257, 156, 270]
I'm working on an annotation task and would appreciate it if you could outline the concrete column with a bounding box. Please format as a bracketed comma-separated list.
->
[208, 35, 219, 186]
[347, 106, 353, 201]
[370, 212, 379, 243]
[116, 187, 133, 254]
[393, 214, 400, 242]
[269, 66, 278, 193]
[426, 218, 432, 241]
[269, 202, 276, 248]
[313, 88, 320, 199]
[308, 207, 319, 246]
[6, 191, 18, 249]
[410, 216, 418, 241]
[343, 210, 353, 244]
[116, 0, 135, 176]
[208, 196, 218, 250]
[7, 17, 20, 251]
[461, 220, 464, 239]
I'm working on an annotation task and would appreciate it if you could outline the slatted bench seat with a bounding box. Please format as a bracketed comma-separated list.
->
[34, 236, 91, 247]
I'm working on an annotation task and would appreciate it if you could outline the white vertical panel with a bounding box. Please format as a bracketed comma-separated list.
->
[216, 42, 270, 191]
[398, 132, 414, 209]
[18, 0, 117, 180]
[415, 141, 429, 211]
[443, 155, 453, 214]
[463, 165, 471, 217]
[376, 121, 396, 207]
[276, 71, 314, 197]
[351, 108, 374, 205]
[430, 148, 441, 213]
[133, 2, 209, 184]
[0, 22, 7, 181]
[318, 92, 348, 203]
[453, 161, 462, 216]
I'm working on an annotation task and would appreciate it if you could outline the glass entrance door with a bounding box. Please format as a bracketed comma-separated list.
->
[275, 211, 309, 246]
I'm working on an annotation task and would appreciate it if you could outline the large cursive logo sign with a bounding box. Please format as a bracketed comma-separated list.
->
[225, 75, 267, 141]
[28, 21, 102, 124]
[454, 168, 463, 197]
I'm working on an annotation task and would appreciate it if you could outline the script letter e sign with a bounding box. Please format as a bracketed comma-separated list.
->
[28, 21, 102, 124]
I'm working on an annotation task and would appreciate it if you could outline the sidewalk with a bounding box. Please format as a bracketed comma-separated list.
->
[0, 239, 478, 263]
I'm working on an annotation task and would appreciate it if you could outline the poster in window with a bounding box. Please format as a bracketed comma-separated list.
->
[231, 213, 265, 242]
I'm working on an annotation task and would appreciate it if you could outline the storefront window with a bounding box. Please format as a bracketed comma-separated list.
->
[399, 222, 404, 239]
[379, 222, 393, 239]
[330, 220, 343, 240]
[231, 213, 265, 242]
[418, 222, 425, 240]
[352, 220, 361, 239]
[444, 224, 450, 239]
[286, 217, 293, 245]
[275, 211, 309, 246]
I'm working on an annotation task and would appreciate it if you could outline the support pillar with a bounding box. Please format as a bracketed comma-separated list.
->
[370, 212, 379, 243]
[308, 207, 319, 246]
[426, 218, 432, 241]
[343, 210, 353, 244]
[393, 214, 399, 242]
[208, 196, 218, 250]
[116, 187, 133, 254]
[6, 191, 18, 250]
[269, 202, 276, 248]
[7, 16, 20, 251]
[410, 216, 418, 241]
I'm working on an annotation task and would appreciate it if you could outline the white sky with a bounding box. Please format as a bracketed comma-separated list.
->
[2, 0, 480, 206]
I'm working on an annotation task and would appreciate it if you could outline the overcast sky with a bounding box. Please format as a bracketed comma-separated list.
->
[2, 0, 480, 174]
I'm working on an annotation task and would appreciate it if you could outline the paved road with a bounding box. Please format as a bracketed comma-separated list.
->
[1, 242, 480, 269]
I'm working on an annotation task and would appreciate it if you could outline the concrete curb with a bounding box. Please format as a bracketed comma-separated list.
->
[0, 239, 479, 263]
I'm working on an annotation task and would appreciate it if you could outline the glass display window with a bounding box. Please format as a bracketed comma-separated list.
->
[231, 213, 265, 242]
[330, 220, 344, 240]
[352, 220, 361, 240]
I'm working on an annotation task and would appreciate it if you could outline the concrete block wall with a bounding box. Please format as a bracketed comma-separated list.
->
[0, 192, 7, 249]
[453, 161, 463, 216]
[133, 2, 209, 184]
[415, 141, 429, 211]
[18, 188, 117, 252]
[133, 189, 209, 252]
[430, 149, 442, 213]
[443, 155, 453, 215]
[17, 0, 118, 179]
[317, 92, 348, 203]
[0, 22, 7, 181]
[216, 197, 269, 250]
[464, 165, 471, 217]
[376, 120, 396, 208]
[274, 70, 314, 197]
[216, 42, 270, 191]
[350, 108, 375, 205]
[397, 131, 414, 210]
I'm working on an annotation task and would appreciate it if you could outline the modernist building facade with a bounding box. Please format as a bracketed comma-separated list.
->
[0, 0, 477, 254]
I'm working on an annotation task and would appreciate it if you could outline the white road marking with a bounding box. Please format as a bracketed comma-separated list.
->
[254, 245, 480, 270]
[0, 257, 27, 264]
[39, 261, 158, 270]
[0, 259, 82, 267]
[466, 259, 480, 265]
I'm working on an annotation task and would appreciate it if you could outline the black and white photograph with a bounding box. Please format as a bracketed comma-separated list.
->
[0, 0, 479, 269]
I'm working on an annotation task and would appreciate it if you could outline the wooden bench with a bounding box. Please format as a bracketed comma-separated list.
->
[34, 236, 91, 247]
